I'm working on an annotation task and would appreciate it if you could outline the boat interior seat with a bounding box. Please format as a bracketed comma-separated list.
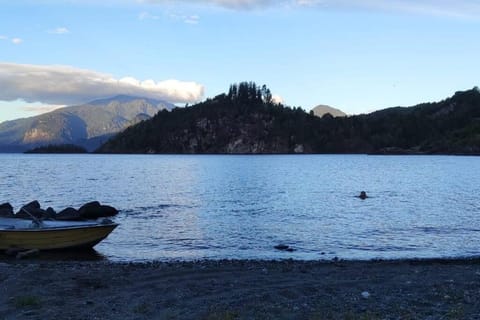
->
[0, 225, 15, 229]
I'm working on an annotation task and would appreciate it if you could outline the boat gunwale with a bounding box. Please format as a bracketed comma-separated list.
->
[0, 223, 119, 233]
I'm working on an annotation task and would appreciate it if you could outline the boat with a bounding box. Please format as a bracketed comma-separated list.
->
[0, 217, 118, 251]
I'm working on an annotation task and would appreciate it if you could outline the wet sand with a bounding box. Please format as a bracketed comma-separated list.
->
[1, 258, 480, 319]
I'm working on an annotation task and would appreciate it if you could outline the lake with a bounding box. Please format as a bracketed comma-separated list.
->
[1, 154, 479, 262]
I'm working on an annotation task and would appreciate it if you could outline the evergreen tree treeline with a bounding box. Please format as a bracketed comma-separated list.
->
[25, 144, 87, 154]
[97, 82, 480, 155]
[227, 82, 273, 105]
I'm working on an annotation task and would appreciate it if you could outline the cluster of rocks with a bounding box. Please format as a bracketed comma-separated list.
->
[0, 201, 118, 221]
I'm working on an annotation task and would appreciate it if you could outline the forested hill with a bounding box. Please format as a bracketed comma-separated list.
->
[97, 83, 480, 154]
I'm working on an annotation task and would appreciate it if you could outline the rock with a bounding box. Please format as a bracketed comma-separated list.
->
[294, 144, 304, 153]
[79, 202, 118, 219]
[16, 209, 49, 220]
[80, 201, 101, 210]
[14, 210, 32, 219]
[45, 207, 56, 219]
[55, 207, 81, 221]
[274, 244, 295, 252]
[22, 200, 41, 210]
[0, 202, 14, 218]
[99, 205, 119, 217]
[78, 201, 102, 219]
[274, 244, 290, 251]
[16, 201, 44, 219]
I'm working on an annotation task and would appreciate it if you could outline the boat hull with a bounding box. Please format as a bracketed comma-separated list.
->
[0, 224, 118, 251]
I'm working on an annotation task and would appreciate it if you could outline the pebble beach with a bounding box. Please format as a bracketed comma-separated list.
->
[1, 258, 480, 319]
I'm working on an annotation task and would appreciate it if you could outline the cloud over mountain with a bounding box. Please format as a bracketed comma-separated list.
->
[0, 62, 204, 105]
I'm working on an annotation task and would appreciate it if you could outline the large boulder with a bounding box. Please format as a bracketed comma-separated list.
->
[78, 202, 119, 219]
[15, 201, 45, 219]
[0, 202, 14, 218]
[45, 207, 57, 219]
[98, 205, 119, 218]
[78, 201, 102, 219]
[55, 207, 81, 221]
[22, 200, 40, 210]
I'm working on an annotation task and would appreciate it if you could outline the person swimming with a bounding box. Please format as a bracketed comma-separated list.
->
[358, 191, 368, 200]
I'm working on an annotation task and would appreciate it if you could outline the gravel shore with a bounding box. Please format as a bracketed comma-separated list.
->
[1, 258, 480, 319]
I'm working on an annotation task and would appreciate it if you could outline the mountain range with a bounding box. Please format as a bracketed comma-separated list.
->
[2, 83, 479, 155]
[98, 83, 480, 155]
[0, 95, 173, 152]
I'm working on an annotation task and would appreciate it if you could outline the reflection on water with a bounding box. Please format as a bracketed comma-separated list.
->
[1, 154, 480, 262]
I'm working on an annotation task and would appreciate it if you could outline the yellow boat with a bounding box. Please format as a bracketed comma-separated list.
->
[0, 218, 118, 251]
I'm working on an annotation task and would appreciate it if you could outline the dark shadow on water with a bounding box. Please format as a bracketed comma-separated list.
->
[0, 248, 107, 262]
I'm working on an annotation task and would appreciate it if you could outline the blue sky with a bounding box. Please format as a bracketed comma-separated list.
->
[0, 0, 479, 122]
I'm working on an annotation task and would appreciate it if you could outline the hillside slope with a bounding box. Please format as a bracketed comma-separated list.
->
[0, 95, 173, 152]
[98, 84, 480, 155]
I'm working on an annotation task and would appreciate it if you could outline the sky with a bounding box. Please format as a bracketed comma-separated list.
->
[0, 0, 479, 122]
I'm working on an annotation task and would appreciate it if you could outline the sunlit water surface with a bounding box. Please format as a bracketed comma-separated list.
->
[1, 154, 479, 262]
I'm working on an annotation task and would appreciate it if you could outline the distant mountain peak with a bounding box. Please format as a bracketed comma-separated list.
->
[311, 105, 346, 118]
[0, 94, 174, 152]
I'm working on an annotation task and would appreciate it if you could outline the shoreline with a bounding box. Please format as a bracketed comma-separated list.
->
[3, 247, 480, 264]
[1, 257, 480, 319]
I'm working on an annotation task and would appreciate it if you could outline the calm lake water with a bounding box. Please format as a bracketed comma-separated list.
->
[1, 154, 479, 262]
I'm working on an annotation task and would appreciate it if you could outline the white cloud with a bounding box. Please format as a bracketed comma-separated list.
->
[138, 11, 160, 20]
[48, 27, 70, 34]
[10, 0, 480, 17]
[169, 12, 201, 24]
[143, 0, 480, 17]
[139, 10, 199, 23]
[207, 0, 273, 9]
[294, 0, 314, 5]
[0, 35, 24, 44]
[22, 103, 65, 115]
[0, 62, 205, 105]
[184, 14, 200, 24]
[15, 0, 480, 17]
[294, 0, 480, 18]
[272, 94, 284, 105]
[143, 0, 274, 10]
